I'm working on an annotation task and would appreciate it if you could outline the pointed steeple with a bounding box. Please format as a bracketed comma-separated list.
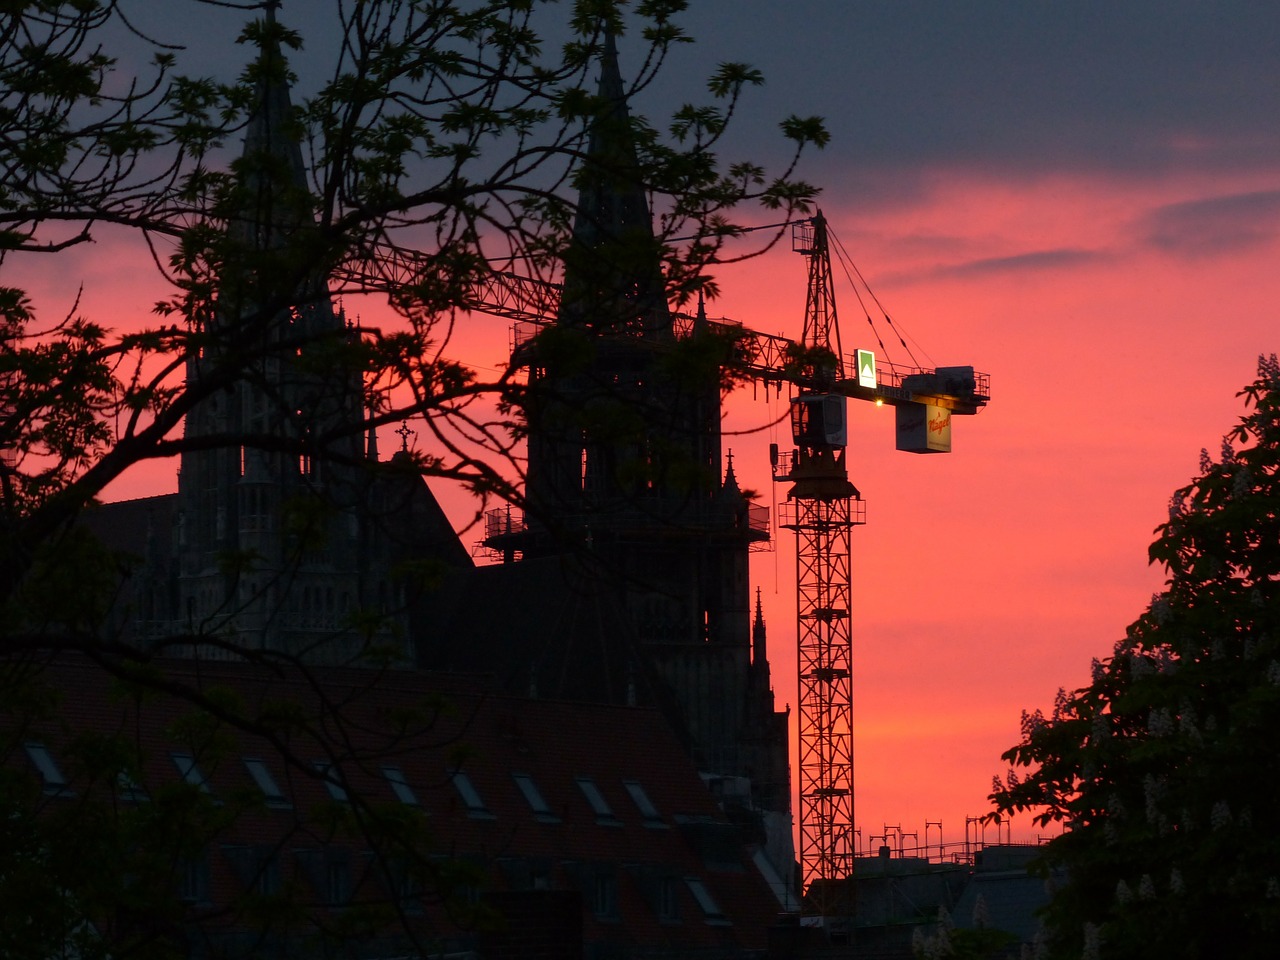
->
[722, 450, 740, 494]
[694, 288, 709, 335]
[720, 450, 748, 513]
[559, 24, 669, 335]
[235, 0, 310, 251]
[596, 27, 626, 111]
[244, 3, 306, 182]
[752, 588, 769, 677]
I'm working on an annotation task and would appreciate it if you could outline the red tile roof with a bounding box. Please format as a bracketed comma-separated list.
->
[5, 654, 784, 955]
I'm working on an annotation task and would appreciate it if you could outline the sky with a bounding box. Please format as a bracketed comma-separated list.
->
[18, 1, 1280, 855]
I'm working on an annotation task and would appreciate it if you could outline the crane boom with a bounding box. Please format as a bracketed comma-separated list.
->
[337, 239, 988, 412]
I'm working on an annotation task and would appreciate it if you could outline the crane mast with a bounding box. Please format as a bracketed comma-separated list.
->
[773, 212, 861, 917]
[774, 211, 989, 920]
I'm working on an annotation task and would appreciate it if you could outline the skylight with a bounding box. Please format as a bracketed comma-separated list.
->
[313, 761, 348, 802]
[450, 769, 493, 818]
[117, 770, 147, 802]
[23, 742, 69, 795]
[171, 753, 212, 793]
[623, 779, 664, 826]
[382, 765, 419, 806]
[513, 773, 559, 822]
[685, 877, 728, 923]
[575, 777, 620, 824]
[243, 758, 290, 807]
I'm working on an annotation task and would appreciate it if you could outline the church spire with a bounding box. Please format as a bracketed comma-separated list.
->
[597, 25, 626, 107]
[236, 0, 310, 250]
[752, 588, 769, 676]
[558, 23, 668, 335]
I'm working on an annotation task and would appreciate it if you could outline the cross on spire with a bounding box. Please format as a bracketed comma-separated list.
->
[395, 420, 415, 453]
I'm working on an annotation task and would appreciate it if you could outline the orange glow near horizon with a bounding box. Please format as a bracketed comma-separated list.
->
[23, 165, 1280, 852]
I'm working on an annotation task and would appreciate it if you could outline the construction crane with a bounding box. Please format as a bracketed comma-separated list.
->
[769, 211, 988, 919]
[348, 211, 990, 916]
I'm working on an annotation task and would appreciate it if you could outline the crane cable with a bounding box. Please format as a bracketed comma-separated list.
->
[828, 227, 934, 372]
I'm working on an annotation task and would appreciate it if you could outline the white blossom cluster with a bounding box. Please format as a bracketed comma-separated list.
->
[1108, 794, 1127, 820]
[1150, 593, 1173, 625]
[1258, 353, 1280, 382]
[1147, 707, 1175, 737]
[1019, 924, 1049, 960]
[1081, 921, 1102, 960]
[1137, 874, 1156, 901]
[1144, 775, 1170, 833]
[971, 892, 989, 928]
[1178, 702, 1202, 744]
[1232, 464, 1253, 498]
[1052, 687, 1070, 721]
[1020, 707, 1047, 740]
[910, 906, 959, 960]
[1130, 651, 1155, 677]
[1090, 712, 1108, 745]
[1210, 800, 1232, 830]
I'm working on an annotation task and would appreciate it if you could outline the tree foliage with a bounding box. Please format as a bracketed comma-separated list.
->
[0, 1, 825, 954]
[0, 0, 824, 615]
[991, 356, 1280, 960]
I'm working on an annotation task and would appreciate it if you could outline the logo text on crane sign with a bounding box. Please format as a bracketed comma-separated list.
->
[894, 402, 952, 454]
[856, 349, 876, 389]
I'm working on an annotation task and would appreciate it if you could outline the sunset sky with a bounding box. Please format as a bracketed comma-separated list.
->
[20, 2, 1280, 853]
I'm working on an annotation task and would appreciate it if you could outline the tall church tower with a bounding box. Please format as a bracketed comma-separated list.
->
[493, 30, 791, 852]
[173, 6, 401, 663]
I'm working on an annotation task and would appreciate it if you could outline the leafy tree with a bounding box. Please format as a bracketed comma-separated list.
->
[991, 356, 1280, 960]
[0, 1, 826, 954]
[1, 0, 826, 613]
